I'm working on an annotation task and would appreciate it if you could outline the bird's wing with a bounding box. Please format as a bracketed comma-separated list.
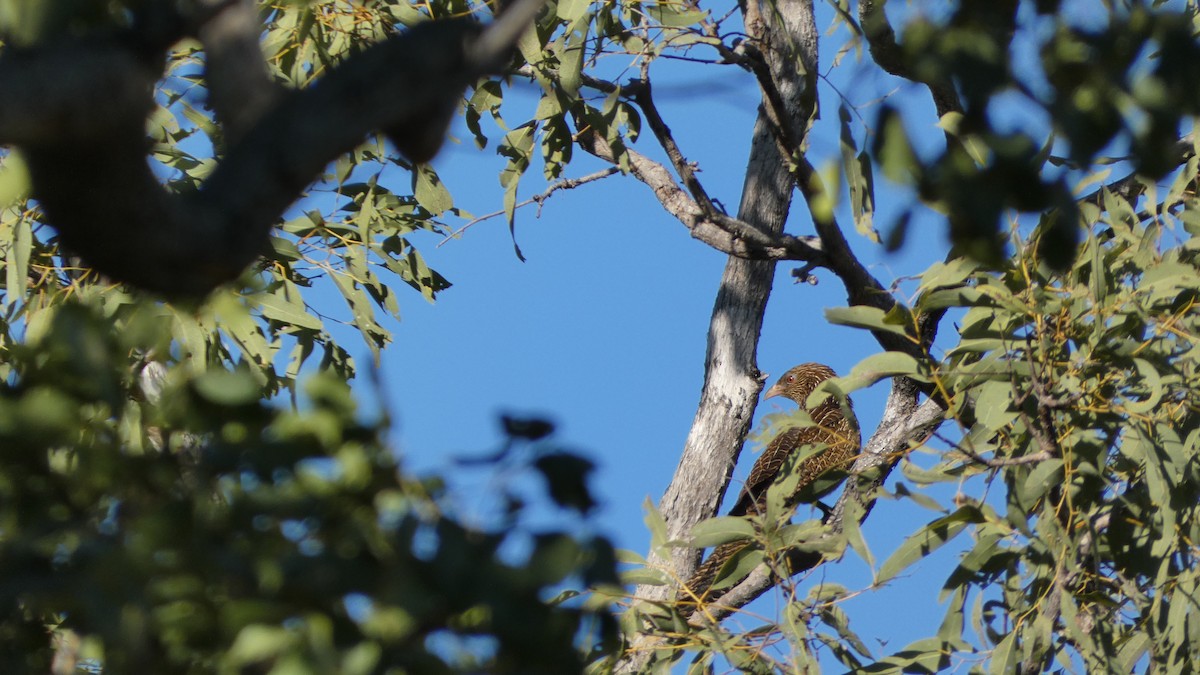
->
[728, 424, 827, 517]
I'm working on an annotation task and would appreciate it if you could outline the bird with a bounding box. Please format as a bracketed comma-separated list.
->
[680, 363, 860, 604]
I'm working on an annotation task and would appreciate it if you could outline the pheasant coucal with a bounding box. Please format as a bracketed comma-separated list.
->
[681, 363, 860, 603]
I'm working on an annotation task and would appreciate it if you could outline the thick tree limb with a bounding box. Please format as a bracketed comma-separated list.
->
[648, 0, 819, 580]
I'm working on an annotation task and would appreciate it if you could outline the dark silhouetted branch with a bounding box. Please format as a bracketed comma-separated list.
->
[0, 5, 540, 296]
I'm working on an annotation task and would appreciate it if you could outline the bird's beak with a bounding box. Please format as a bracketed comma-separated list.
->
[764, 382, 784, 400]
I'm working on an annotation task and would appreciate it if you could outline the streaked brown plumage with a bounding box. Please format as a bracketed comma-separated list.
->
[682, 363, 859, 603]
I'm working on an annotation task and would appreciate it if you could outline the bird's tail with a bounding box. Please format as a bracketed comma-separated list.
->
[678, 540, 752, 606]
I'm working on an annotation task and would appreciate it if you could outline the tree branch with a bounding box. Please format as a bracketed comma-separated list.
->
[630, 80, 720, 216]
[858, 0, 963, 118]
[436, 167, 621, 245]
[196, 0, 278, 142]
[615, 2, 822, 669]
[573, 127, 826, 263]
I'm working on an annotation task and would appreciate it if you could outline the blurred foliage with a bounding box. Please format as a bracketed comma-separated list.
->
[0, 3, 624, 670]
[0, 299, 618, 673]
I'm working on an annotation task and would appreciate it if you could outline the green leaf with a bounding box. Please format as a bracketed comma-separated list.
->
[330, 271, 386, 361]
[873, 105, 919, 184]
[269, 235, 302, 261]
[644, 497, 668, 552]
[893, 482, 948, 512]
[840, 105, 878, 242]
[558, 28, 586, 97]
[829, 351, 928, 396]
[498, 126, 535, 261]
[556, 0, 591, 23]
[689, 516, 755, 548]
[843, 496, 874, 569]
[1019, 458, 1064, 505]
[0, 150, 30, 206]
[413, 164, 453, 215]
[621, 567, 670, 586]
[193, 369, 263, 406]
[988, 631, 1018, 675]
[825, 305, 912, 338]
[709, 545, 764, 592]
[614, 548, 647, 565]
[5, 213, 30, 306]
[1124, 357, 1162, 413]
[515, 23, 545, 66]
[877, 507, 982, 584]
[257, 287, 323, 331]
[646, 3, 707, 28]
[973, 380, 1017, 431]
[225, 624, 296, 666]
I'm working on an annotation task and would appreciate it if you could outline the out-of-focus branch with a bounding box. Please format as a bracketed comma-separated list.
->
[0, 3, 542, 296]
[859, 0, 963, 117]
[196, 0, 278, 142]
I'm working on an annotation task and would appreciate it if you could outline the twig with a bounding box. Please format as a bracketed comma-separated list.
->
[436, 167, 619, 246]
[630, 79, 718, 216]
[950, 440, 1054, 468]
[1012, 335, 1067, 458]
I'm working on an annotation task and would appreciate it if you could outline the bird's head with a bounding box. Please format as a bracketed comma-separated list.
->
[763, 362, 838, 410]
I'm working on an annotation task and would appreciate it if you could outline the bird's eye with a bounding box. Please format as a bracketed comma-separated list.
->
[786, 375, 795, 383]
